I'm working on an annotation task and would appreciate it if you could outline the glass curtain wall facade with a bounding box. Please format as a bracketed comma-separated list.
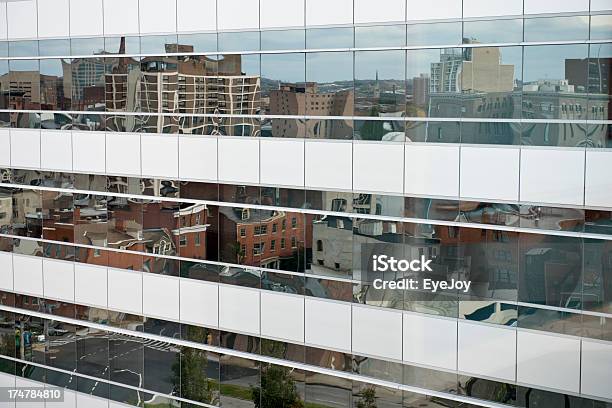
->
[0, 0, 610, 407]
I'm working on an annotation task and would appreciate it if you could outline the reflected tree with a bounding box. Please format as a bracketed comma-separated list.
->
[172, 327, 217, 405]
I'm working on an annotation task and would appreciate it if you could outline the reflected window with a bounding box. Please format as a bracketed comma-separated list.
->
[355, 25, 406, 48]
[306, 27, 354, 49]
[261, 29, 305, 51]
[355, 50, 406, 117]
[463, 19, 523, 44]
[218, 31, 260, 52]
[39, 39, 70, 57]
[524, 16, 590, 43]
[523, 44, 588, 122]
[406, 22, 462, 46]
[71, 37, 105, 57]
[177, 33, 217, 53]
[305, 52, 353, 117]
[261, 53, 306, 115]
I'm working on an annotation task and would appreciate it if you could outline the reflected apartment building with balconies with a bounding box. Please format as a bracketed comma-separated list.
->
[105, 42, 260, 135]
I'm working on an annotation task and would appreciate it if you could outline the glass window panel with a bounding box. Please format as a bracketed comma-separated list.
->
[39, 39, 70, 57]
[305, 371, 351, 407]
[178, 347, 220, 405]
[9, 41, 38, 57]
[39, 59, 71, 112]
[261, 53, 306, 115]
[518, 205, 584, 232]
[353, 381, 403, 407]
[0, 311, 14, 359]
[306, 116, 353, 143]
[582, 314, 612, 342]
[406, 22, 462, 47]
[15, 362, 46, 382]
[457, 374, 517, 405]
[43, 242, 75, 261]
[517, 306, 582, 336]
[220, 355, 259, 408]
[69, 56, 107, 122]
[0, 42, 8, 58]
[260, 338, 305, 364]
[587, 43, 611, 122]
[524, 16, 590, 43]
[520, 122, 587, 147]
[46, 320, 77, 372]
[583, 239, 612, 314]
[177, 202, 214, 262]
[218, 54, 261, 136]
[143, 336, 179, 394]
[109, 384, 145, 406]
[518, 233, 582, 309]
[355, 50, 406, 117]
[140, 34, 179, 54]
[259, 212, 305, 272]
[218, 31, 260, 52]
[71, 37, 105, 56]
[406, 48, 462, 119]
[6, 188, 42, 237]
[354, 119, 406, 142]
[109, 333, 144, 388]
[8, 59, 40, 111]
[177, 33, 217, 53]
[107, 196, 142, 251]
[138, 57, 180, 133]
[141, 201, 179, 256]
[181, 324, 219, 346]
[180, 181, 219, 202]
[74, 194, 107, 246]
[262, 271, 305, 294]
[405, 120, 460, 143]
[403, 362, 459, 394]
[306, 27, 354, 49]
[219, 184, 260, 205]
[180, 260, 221, 283]
[404, 224, 461, 318]
[306, 214, 353, 279]
[585, 209, 612, 235]
[590, 15, 612, 41]
[177, 54, 218, 135]
[461, 46, 522, 121]
[14, 315, 45, 365]
[42, 190, 74, 243]
[262, 117, 307, 138]
[261, 29, 305, 51]
[104, 55, 141, 115]
[523, 44, 589, 121]
[461, 228, 519, 302]
[463, 19, 523, 44]
[305, 52, 353, 117]
[260, 186, 306, 209]
[461, 121, 521, 145]
[219, 206, 265, 268]
[258, 363, 305, 407]
[457, 201, 520, 227]
[355, 24, 406, 48]
[103, 36, 140, 55]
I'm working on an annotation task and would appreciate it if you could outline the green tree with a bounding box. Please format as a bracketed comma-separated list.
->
[251, 364, 303, 408]
[356, 386, 377, 408]
[172, 327, 217, 405]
